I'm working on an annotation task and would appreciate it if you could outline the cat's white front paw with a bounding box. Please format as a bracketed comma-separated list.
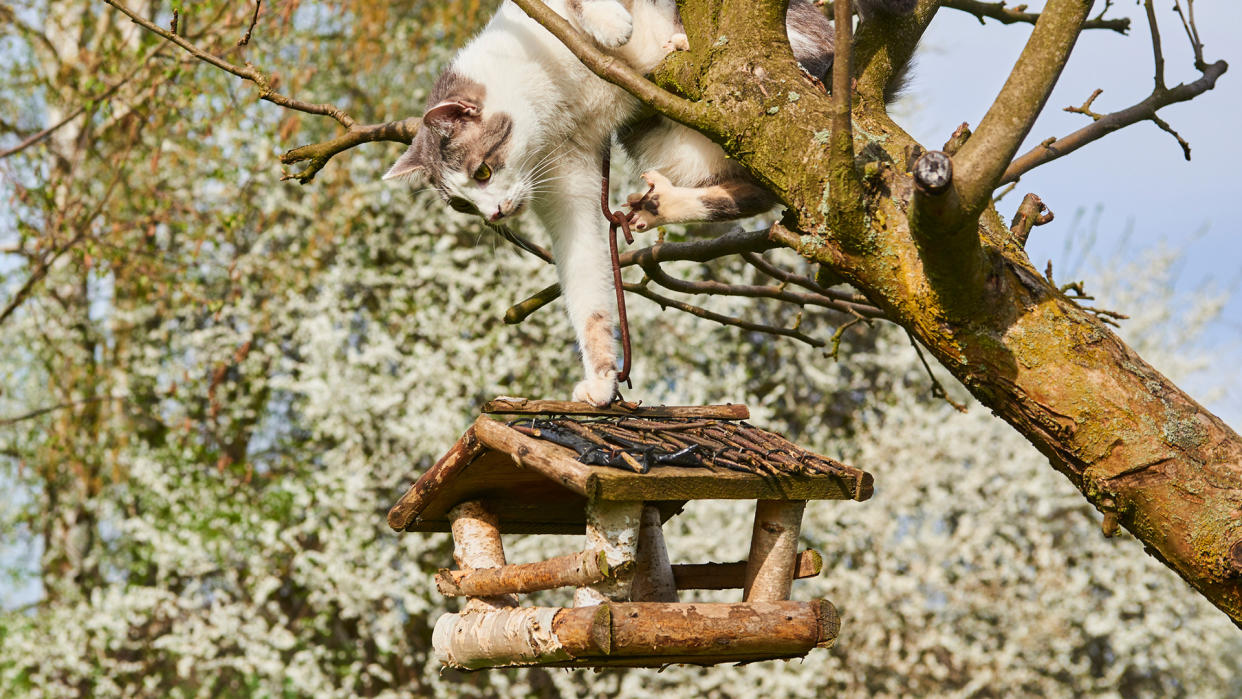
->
[573, 373, 618, 408]
[580, 2, 633, 48]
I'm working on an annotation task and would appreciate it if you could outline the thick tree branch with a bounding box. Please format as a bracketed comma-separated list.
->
[953, 0, 1093, 214]
[943, 0, 1130, 33]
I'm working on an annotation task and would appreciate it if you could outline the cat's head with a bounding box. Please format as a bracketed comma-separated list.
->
[383, 71, 532, 223]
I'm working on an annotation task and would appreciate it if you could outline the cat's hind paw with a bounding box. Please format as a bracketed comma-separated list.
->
[626, 170, 680, 231]
[579, 2, 633, 49]
[663, 32, 690, 53]
[573, 373, 618, 408]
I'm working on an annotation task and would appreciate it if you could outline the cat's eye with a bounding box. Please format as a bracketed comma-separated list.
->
[448, 197, 475, 214]
[472, 163, 492, 182]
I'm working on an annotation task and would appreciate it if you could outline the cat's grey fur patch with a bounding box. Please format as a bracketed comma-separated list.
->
[398, 70, 514, 189]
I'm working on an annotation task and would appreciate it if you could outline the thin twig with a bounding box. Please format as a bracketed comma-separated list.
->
[629, 284, 827, 348]
[238, 1, 261, 46]
[943, 0, 1131, 34]
[905, 330, 968, 413]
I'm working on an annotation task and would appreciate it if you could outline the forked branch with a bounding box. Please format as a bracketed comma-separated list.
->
[952, 0, 1092, 215]
[1001, 0, 1226, 183]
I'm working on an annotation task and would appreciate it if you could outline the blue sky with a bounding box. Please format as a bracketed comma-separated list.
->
[906, 1, 1241, 425]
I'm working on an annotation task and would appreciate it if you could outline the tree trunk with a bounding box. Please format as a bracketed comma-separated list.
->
[515, 0, 1242, 624]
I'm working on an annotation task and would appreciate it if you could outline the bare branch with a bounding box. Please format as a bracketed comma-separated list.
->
[101, 0, 355, 128]
[509, 0, 705, 127]
[1171, 0, 1205, 70]
[280, 117, 420, 183]
[953, 0, 1093, 214]
[1001, 16, 1226, 183]
[944, 0, 1130, 33]
[628, 283, 828, 348]
[1008, 192, 1054, 247]
[503, 226, 787, 322]
[636, 256, 885, 319]
[904, 330, 968, 412]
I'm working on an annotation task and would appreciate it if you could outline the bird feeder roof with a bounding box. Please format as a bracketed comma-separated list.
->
[387, 398, 873, 535]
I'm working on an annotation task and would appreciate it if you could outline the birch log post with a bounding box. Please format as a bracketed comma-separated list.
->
[574, 499, 643, 606]
[743, 499, 807, 602]
[630, 504, 679, 602]
[448, 500, 518, 613]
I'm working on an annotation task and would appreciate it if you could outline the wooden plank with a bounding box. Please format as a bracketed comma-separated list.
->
[482, 397, 749, 420]
[587, 466, 860, 502]
[671, 550, 822, 590]
[472, 416, 593, 495]
[387, 426, 483, 531]
[436, 549, 613, 598]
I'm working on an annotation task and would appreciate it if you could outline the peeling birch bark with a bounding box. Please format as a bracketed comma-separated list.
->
[432, 600, 837, 669]
[448, 500, 517, 612]
[631, 504, 679, 602]
[743, 500, 807, 602]
[574, 499, 642, 606]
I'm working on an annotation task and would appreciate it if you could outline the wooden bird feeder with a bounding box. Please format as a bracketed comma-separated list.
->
[387, 398, 874, 670]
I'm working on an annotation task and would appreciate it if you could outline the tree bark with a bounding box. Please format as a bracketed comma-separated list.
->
[744, 500, 807, 602]
[574, 499, 643, 606]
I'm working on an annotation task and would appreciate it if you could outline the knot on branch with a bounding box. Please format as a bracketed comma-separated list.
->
[1009, 193, 1054, 247]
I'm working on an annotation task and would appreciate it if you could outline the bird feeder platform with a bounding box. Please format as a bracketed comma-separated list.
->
[387, 398, 874, 670]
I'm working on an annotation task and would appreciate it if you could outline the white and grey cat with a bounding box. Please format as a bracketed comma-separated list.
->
[384, 0, 914, 406]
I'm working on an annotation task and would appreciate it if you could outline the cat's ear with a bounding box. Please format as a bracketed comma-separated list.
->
[422, 100, 481, 136]
[383, 143, 427, 181]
